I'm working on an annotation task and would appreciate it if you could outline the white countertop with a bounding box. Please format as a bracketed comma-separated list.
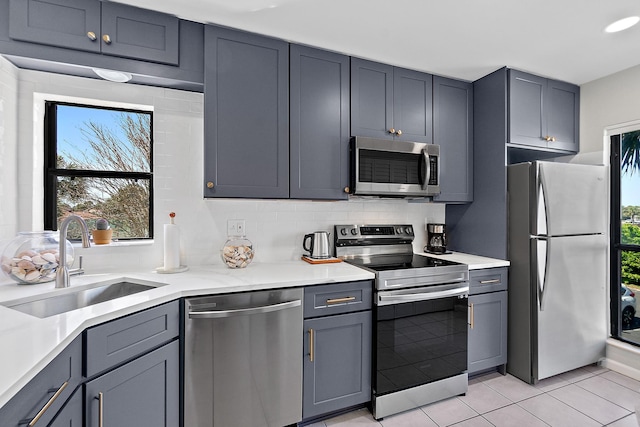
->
[0, 261, 374, 408]
[418, 251, 510, 270]
[0, 251, 509, 408]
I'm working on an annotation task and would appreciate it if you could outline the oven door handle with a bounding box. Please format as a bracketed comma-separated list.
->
[378, 286, 469, 305]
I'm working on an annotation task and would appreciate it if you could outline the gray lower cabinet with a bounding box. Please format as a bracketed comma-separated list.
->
[290, 45, 350, 200]
[0, 337, 82, 427]
[85, 340, 179, 427]
[468, 268, 508, 375]
[432, 76, 473, 203]
[49, 388, 83, 427]
[9, 0, 179, 65]
[509, 69, 579, 153]
[302, 281, 373, 421]
[351, 58, 432, 143]
[204, 26, 289, 198]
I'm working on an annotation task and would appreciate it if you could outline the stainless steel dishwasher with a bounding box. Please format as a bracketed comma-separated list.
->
[184, 288, 303, 427]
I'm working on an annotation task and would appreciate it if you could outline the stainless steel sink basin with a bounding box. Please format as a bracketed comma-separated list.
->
[2, 281, 161, 318]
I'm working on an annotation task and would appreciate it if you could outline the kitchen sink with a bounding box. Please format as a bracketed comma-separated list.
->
[1, 281, 163, 318]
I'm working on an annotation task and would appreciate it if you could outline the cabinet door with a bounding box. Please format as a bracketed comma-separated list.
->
[546, 79, 579, 152]
[85, 340, 179, 427]
[0, 337, 82, 427]
[350, 58, 394, 140]
[468, 291, 508, 374]
[100, 2, 179, 65]
[9, 0, 101, 52]
[508, 70, 547, 149]
[204, 26, 289, 198]
[303, 311, 372, 419]
[433, 76, 473, 203]
[290, 45, 350, 200]
[393, 67, 433, 143]
[48, 388, 83, 427]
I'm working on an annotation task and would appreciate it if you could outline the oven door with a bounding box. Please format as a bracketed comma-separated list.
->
[374, 283, 469, 397]
[352, 136, 440, 197]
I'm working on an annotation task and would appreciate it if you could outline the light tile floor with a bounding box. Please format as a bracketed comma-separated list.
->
[308, 366, 640, 427]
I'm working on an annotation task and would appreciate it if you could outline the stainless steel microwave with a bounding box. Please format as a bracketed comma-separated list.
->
[350, 136, 440, 197]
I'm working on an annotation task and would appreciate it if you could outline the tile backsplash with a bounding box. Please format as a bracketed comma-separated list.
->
[1, 57, 444, 274]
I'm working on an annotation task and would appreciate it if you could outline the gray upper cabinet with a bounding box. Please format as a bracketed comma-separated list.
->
[9, 0, 101, 52]
[433, 76, 473, 203]
[204, 26, 289, 198]
[9, 0, 179, 65]
[509, 69, 579, 153]
[351, 58, 432, 143]
[290, 45, 350, 200]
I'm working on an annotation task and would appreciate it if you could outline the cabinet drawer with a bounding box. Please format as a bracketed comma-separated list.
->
[304, 280, 372, 318]
[0, 337, 82, 427]
[85, 300, 179, 377]
[469, 268, 508, 295]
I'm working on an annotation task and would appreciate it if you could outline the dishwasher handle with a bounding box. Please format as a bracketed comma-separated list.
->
[188, 299, 301, 319]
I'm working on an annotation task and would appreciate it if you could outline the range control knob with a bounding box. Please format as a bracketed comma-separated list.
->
[350, 228, 358, 236]
[405, 226, 413, 235]
[340, 228, 348, 236]
[396, 227, 404, 234]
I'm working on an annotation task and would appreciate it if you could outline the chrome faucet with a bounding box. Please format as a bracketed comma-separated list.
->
[56, 215, 91, 288]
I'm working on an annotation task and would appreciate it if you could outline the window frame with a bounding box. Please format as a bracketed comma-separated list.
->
[43, 101, 154, 240]
[610, 132, 640, 345]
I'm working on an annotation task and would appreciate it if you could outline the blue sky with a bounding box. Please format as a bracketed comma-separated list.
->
[622, 172, 640, 206]
[57, 105, 132, 163]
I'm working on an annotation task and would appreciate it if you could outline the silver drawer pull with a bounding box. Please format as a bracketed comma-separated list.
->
[326, 296, 356, 305]
[479, 279, 501, 284]
[26, 381, 68, 426]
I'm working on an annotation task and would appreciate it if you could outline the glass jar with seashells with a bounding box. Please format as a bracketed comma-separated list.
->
[0, 231, 74, 284]
[221, 235, 254, 268]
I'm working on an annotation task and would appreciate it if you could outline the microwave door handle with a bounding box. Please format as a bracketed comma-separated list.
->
[421, 148, 430, 190]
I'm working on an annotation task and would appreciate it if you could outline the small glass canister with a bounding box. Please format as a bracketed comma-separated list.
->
[221, 235, 254, 268]
[0, 231, 74, 284]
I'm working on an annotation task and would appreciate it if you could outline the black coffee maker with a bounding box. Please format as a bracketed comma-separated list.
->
[425, 223, 447, 254]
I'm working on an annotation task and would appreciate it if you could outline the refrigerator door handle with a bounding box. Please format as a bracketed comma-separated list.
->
[537, 165, 549, 236]
[532, 236, 549, 311]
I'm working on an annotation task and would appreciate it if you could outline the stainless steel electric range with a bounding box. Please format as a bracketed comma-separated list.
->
[335, 224, 469, 420]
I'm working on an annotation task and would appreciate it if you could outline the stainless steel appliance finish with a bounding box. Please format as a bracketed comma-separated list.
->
[335, 224, 469, 420]
[507, 161, 607, 384]
[184, 289, 303, 427]
[303, 231, 331, 259]
[350, 137, 440, 197]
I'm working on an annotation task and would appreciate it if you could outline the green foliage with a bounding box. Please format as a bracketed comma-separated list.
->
[621, 131, 640, 176]
[622, 223, 640, 285]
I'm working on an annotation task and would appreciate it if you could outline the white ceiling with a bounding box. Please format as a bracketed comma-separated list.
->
[115, 0, 640, 85]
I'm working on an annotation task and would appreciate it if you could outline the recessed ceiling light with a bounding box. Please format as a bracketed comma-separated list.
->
[605, 16, 640, 33]
[92, 68, 133, 83]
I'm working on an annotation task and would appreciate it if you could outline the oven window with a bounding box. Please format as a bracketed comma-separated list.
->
[374, 296, 468, 396]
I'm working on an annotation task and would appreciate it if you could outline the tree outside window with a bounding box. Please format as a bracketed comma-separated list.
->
[44, 103, 153, 240]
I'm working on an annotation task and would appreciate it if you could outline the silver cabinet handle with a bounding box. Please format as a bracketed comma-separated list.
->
[26, 381, 68, 426]
[469, 303, 474, 329]
[479, 279, 500, 284]
[308, 329, 314, 362]
[189, 300, 301, 319]
[87, 31, 97, 41]
[102, 34, 112, 44]
[98, 392, 104, 427]
[326, 296, 356, 305]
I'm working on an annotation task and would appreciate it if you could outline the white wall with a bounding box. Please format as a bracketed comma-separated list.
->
[0, 56, 18, 238]
[0, 57, 444, 273]
[581, 63, 640, 155]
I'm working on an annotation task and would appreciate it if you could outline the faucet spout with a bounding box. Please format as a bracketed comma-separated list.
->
[55, 215, 91, 288]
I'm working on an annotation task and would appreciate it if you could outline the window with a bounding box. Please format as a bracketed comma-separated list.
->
[611, 130, 640, 345]
[44, 102, 153, 240]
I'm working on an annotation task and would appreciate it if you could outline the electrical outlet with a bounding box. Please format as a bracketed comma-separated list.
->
[227, 219, 246, 236]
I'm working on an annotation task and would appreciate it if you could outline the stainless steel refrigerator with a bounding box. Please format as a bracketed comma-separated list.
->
[507, 161, 607, 384]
